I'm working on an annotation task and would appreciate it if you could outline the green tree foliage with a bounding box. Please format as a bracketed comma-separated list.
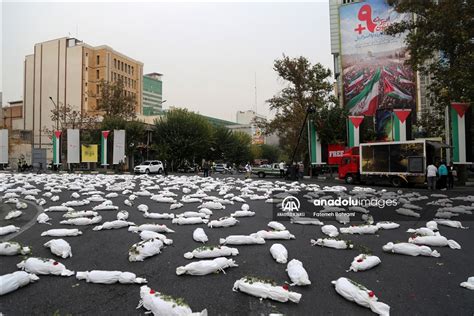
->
[312, 105, 348, 144]
[257, 144, 281, 163]
[96, 79, 137, 120]
[257, 55, 336, 161]
[226, 131, 253, 165]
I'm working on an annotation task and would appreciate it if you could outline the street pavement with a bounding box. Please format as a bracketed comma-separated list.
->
[1, 172, 473, 315]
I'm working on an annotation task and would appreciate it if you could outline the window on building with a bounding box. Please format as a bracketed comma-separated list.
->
[96, 84, 100, 95]
[121, 62, 124, 71]
[96, 69, 100, 79]
[132, 67, 134, 75]
[114, 58, 117, 68]
[97, 55, 100, 65]
[86, 52, 88, 57]
[85, 82, 88, 87]
[85, 97, 87, 102]
[128, 65, 131, 74]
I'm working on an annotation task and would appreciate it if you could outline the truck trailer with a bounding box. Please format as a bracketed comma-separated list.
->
[338, 140, 448, 187]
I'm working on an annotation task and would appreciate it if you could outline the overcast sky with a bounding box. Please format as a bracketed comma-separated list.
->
[1, 1, 332, 122]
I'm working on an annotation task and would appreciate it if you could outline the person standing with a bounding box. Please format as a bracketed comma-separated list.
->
[438, 161, 448, 190]
[202, 160, 209, 177]
[163, 160, 168, 176]
[448, 162, 456, 189]
[298, 162, 304, 180]
[426, 162, 438, 190]
[245, 162, 252, 179]
[279, 161, 286, 178]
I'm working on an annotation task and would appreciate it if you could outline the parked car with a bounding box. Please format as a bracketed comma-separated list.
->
[252, 163, 285, 178]
[213, 163, 227, 173]
[177, 164, 196, 173]
[134, 160, 163, 174]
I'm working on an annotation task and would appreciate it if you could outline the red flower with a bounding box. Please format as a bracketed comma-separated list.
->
[53, 262, 59, 266]
[150, 289, 156, 294]
[357, 258, 363, 262]
[368, 291, 375, 298]
[282, 284, 289, 291]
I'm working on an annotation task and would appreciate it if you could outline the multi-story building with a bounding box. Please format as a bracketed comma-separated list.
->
[236, 110, 266, 125]
[23, 37, 143, 149]
[143, 73, 163, 116]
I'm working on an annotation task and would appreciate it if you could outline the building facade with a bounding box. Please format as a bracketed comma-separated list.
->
[23, 37, 143, 149]
[143, 73, 163, 116]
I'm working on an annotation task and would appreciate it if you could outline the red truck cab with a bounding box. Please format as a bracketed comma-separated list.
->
[338, 147, 360, 184]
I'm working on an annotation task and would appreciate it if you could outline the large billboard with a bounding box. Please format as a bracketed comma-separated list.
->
[340, 0, 415, 140]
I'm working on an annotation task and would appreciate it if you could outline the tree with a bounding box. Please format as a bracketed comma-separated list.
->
[386, 0, 473, 108]
[257, 55, 336, 162]
[259, 144, 281, 163]
[312, 105, 348, 144]
[226, 131, 253, 165]
[96, 79, 137, 120]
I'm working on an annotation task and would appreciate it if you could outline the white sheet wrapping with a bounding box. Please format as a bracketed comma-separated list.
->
[208, 217, 239, 228]
[176, 257, 238, 276]
[198, 201, 225, 210]
[144, 212, 175, 219]
[348, 254, 381, 272]
[17, 257, 74, 276]
[128, 224, 175, 233]
[44, 239, 72, 258]
[5, 210, 22, 220]
[219, 235, 265, 245]
[382, 242, 440, 257]
[408, 235, 461, 249]
[406, 227, 436, 236]
[37, 213, 52, 225]
[375, 222, 400, 230]
[267, 221, 286, 231]
[137, 285, 207, 315]
[270, 243, 288, 264]
[137, 204, 149, 212]
[93, 220, 135, 231]
[198, 208, 213, 216]
[426, 221, 438, 231]
[41, 229, 82, 237]
[172, 217, 209, 225]
[193, 228, 208, 243]
[0, 241, 31, 256]
[92, 204, 119, 211]
[433, 219, 468, 229]
[177, 212, 209, 219]
[44, 206, 74, 212]
[290, 217, 323, 225]
[286, 259, 311, 286]
[310, 238, 353, 249]
[63, 210, 98, 218]
[184, 245, 239, 259]
[59, 216, 102, 226]
[340, 225, 379, 235]
[76, 270, 147, 284]
[395, 208, 420, 218]
[139, 231, 173, 245]
[129, 238, 164, 262]
[460, 277, 474, 290]
[251, 230, 295, 240]
[0, 271, 39, 296]
[230, 210, 255, 217]
[232, 277, 302, 303]
[117, 210, 129, 220]
[321, 225, 339, 237]
[331, 277, 390, 316]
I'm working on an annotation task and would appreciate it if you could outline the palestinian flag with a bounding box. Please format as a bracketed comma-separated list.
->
[348, 116, 364, 147]
[307, 120, 322, 165]
[347, 68, 381, 116]
[451, 102, 471, 163]
[383, 67, 395, 77]
[101, 131, 110, 166]
[53, 130, 62, 165]
[392, 109, 411, 141]
[384, 78, 412, 100]
[399, 78, 414, 85]
[348, 73, 364, 89]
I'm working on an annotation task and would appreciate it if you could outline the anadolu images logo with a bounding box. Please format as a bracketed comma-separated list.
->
[282, 196, 300, 212]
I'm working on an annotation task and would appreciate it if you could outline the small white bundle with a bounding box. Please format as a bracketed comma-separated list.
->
[290, 217, 323, 226]
[208, 217, 238, 228]
[233, 277, 302, 303]
[433, 219, 468, 229]
[176, 257, 238, 276]
[395, 208, 420, 218]
[460, 277, 474, 290]
[137, 285, 207, 316]
[128, 224, 175, 233]
[93, 220, 135, 231]
[44, 206, 73, 212]
[231, 210, 255, 217]
[17, 257, 74, 276]
[41, 229, 82, 237]
[406, 227, 436, 236]
[0, 241, 31, 256]
[129, 238, 164, 262]
[5, 210, 22, 220]
[172, 217, 209, 225]
[59, 216, 102, 226]
[375, 222, 400, 230]
[63, 210, 98, 218]
[117, 210, 129, 220]
[219, 235, 265, 245]
[310, 238, 353, 249]
[408, 235, 461, 249]
[382, 242, 440, 257]
[267, 221, 286, 231]
[348, 254, 381, 272]
[286, 259, 311, 286]
[426, 221, 438, 231]
[270, 243, 288, 264]
[105, 192, 118, 198]
[139, 231, 173, 245]
[321, 225, 339, 237]
[184, 245, 239, 259]
[331, 277, 390, 316]
[76, 270, 147, 284]
[44, 239, 72, 258]
[198, 208, 213, 216]
[37, 213, 52, 225]
[143, 212, 175, 219]
[193, 228, 208, 243]
[92, 204, 119, 211]
[340, 225, 379, 235]
[198, 201, 225, 210]
[251, 230, 295, 240]
[62, 200, 90, 207]
[170, 203, 184, 210]
[335, 212, 351, 224]
[177, 211, 209, 219]
[16, 202, 28, 209]
[241, 203, 250, 211]
[0, 271, 39, 296]
[0, 225, 21, 236]
[137, 204, 149, 212]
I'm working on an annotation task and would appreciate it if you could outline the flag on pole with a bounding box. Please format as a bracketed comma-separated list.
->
[347, 68, 381, 116]
[67, 129, 80, 163]
[392, 109, 411, 141]
[0, 129, 8, 164]
[307, 120, 323, 165]
[383, 78, 412, 100]
[451, 102, 471, 163]
[112, 130, 126, 165]
[348, 116, 364, 147]
[101, 131, 110, 166]
[53, 130, 62, 165]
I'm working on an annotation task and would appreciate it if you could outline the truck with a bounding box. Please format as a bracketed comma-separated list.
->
[338, 139, 448, 187]
[252, 163, 285, 178]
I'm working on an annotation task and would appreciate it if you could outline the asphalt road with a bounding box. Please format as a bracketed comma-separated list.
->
[1, 173, 473, 315]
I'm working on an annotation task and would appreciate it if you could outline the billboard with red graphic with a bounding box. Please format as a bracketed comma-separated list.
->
[339, 0, 416, 140]
[327, 144, 345, 165]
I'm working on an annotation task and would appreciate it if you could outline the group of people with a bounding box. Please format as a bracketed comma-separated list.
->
[279, 161, 305, 180]
[426, 161, 457, 190]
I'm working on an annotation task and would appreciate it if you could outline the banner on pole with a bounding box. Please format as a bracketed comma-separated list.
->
[82, 145, 98, 163]
[308, 120, 324, 165]
[0, 129, 8, 164]
[451, 102, 471, 163]
[67, 129, 80, 163]
[392, 109, 411, 141]
[53, 130, 62, 165]
[348, 116, 364, 147]
[113, 129, 126, 165]
[328, 144, 345, 165]
[101, 131, 110, 166]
